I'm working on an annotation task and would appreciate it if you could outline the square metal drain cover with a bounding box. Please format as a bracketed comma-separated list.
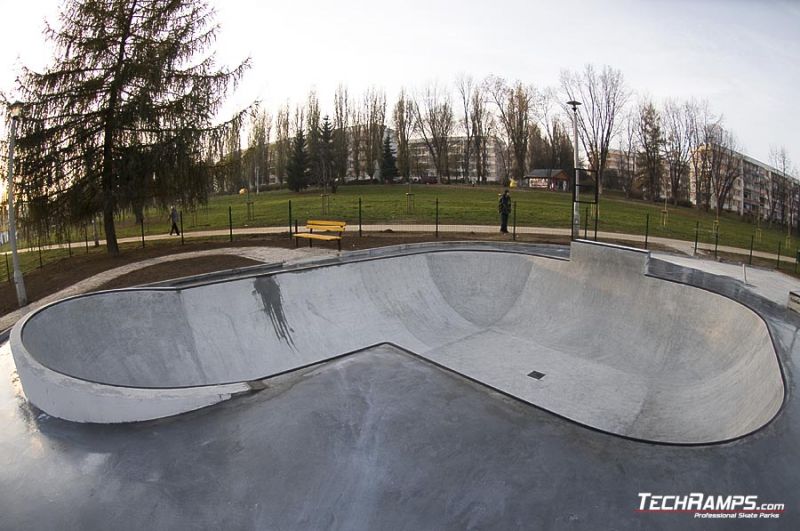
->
[527, 370, 546, 380]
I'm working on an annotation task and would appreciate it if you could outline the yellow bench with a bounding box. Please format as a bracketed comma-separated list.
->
[294, 220, 347, 251]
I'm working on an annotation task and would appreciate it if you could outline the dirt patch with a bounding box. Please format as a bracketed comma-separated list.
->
[95, 255, 264, 292]
[0, 236, 293, 316]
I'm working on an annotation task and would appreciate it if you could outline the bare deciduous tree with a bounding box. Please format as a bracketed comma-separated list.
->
[661, 99, 692, 205]
[470, 84, 492, 183]
[350, 107, 363, 179]
[560, 64, 629, 193]
[332, 84, 350, 190]
[456, 74, 476, 181]
[248, 109, 271, 192]
[618, 111, 638, 198]
[685, 99, 716, 210]
[635, 100, 663, 201]
[705, 124, 742, 219]
[274, 103, 290, 185]
[769, 146, 795, 231]
[486, 76, 537, 183]
[306, 90, 321, 185]
[413, 83, 454, 183]
[539, 89, 575, 175]
[393, 88, 414, 183]
[362, 88, 386, 179]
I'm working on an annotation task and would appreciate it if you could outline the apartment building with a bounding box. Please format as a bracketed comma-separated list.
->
[406, 135, 506, 183]
[688, 148, 797, 222]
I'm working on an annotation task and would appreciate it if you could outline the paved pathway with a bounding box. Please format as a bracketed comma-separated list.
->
[8, 223, 796, 263]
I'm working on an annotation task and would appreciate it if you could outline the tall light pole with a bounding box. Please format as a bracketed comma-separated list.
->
[6, 101, 28, 307]
[567, 100, 582, 240]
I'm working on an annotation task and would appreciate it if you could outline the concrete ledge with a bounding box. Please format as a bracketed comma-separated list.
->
[789, 290, 800, 313]
[571, 239, 649, 276]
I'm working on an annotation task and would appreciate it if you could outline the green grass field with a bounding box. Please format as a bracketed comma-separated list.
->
[4, 183, 800, 277]
[123, 183, 797, 255]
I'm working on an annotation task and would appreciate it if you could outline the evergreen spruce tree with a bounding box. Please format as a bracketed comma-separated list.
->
[318, 116, 335, 193]
[380, 135, 399, 183]
[287, 130, 310, 192]
[16, 0, 249, 255]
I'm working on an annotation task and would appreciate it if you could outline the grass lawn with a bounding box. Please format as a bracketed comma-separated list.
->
[6, 183, 800, 264]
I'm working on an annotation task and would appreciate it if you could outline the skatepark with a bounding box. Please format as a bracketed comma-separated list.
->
[0, 240, 797, 529]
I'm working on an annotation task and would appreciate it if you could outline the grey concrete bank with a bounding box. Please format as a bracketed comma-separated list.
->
[11, 241, 784, 444]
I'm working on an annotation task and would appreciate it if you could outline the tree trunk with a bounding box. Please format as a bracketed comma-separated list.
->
[102, 120, 120, 255]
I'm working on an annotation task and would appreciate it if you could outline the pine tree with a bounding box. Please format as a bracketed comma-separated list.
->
[16, 0, 249, 255]
[380, 135, 398, 183]
[287, 130, 309, 192]
[318, 116, 334, 193]
[636, 103, 664, 201]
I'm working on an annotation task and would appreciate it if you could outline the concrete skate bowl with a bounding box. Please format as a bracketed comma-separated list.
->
[11, 241, 784, 444]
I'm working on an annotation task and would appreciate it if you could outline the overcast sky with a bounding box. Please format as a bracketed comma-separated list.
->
[1, 0, 798, 168]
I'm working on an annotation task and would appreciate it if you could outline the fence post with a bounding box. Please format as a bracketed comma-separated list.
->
[180, 211, 184, 246]
[229, 206, 233, 242]
[594, 206, 598, 241]
[644, 213, 650, 250]
[140, 217, 145, 248]
[67, 230, 72, 257]
[85, 225, 89, 253]
[4, 253, 10, 283]
[777, 241, 782, 269]
[714, 230, 719, 259]
[694, 221, 699, 255]
[513, 201, 517, 241]
[749, 235, 754, 265]
[435, 197, 439, 238]
[38, 240, 43, 269]
[584, 206, 589, 239]
[288, 200, 293, 236]
[358, 197, 363, 237]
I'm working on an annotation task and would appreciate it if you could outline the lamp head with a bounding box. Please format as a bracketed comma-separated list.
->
[567, 100, 582, 111]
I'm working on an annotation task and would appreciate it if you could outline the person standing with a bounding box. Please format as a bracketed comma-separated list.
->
[169, 206, 180, 236]
[498, 189, 512, 233]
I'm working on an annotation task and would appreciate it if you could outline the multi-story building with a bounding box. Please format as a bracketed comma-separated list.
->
[406, 135, 506, 183]
[688, 147, 797, 223]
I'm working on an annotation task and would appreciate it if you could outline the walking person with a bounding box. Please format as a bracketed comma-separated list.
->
[498, 189, 511, 233]
[169, 206, 180, 236]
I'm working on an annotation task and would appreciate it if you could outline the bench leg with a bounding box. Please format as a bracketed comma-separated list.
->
[294, 237, 298, 248]
[338, 238, 341, 252]
[309, 238, 312, 248]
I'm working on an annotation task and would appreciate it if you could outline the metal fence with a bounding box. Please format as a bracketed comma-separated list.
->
[4, 192, 800, 280]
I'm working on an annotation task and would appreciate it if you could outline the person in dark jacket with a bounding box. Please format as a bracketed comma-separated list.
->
[169, 206, 180, 236]
[498, 190, 511, 233]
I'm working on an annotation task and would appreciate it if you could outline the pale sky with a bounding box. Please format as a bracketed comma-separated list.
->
[1, 0, 798, 168]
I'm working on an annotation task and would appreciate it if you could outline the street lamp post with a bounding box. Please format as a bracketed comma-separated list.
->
[567, 100, 582, 240]
[6, 101, 28, 307]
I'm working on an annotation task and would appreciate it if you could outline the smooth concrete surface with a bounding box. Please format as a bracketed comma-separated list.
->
[0, 341, 798, 530]
[11, 241, 784, 443]
[2, 243, 799, 530]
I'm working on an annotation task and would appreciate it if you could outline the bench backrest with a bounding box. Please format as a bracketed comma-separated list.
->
[307, 220, 346, 232]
